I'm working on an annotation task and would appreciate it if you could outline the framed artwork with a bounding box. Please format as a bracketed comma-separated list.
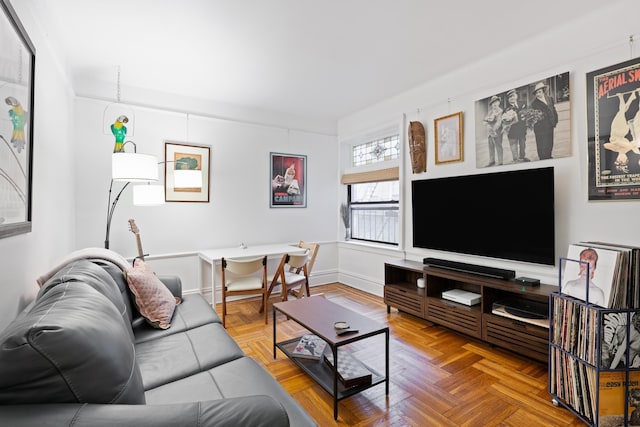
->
[164, 141, 210, 202]
[270, 152, 306, 208]
[0, 0, 35, 239]
[587, 57, 640, 200]
[474, 72, 571, 168]
[434, 112, 463, 164]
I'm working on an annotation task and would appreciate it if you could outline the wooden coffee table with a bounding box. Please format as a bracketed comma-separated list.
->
[272, 297, 389, 420]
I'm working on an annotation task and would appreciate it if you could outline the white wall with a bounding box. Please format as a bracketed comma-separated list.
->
[72, 97, 340, 293]
[1, 1, 341, 330]
[337, 0, 640, 293]
[0, 1, 76, 329]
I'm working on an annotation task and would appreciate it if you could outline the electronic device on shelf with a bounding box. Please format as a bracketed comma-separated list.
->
[412, 167, 555, 266]
[492, 298, 548, 320]
[514, 276, 540, 287]
[441, 289, 481, 306]
[424, 257, 515, 280]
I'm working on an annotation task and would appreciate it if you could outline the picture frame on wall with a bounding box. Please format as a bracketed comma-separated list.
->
[586, 57, 640, 200]
[164, 141, 210, 202]
[270, 152, 307, 208]
[434, 112, 463, 164]
[474, 72, 571, 168]
[0, 0, 35, 239]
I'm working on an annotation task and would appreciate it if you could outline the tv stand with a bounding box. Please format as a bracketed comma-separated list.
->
[384, 259, 557, 362]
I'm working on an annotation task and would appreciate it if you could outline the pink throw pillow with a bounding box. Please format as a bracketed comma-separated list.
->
[125, 259, 176, 329]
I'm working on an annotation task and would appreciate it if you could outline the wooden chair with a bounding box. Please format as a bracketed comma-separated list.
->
[220, 256, 268, 328]
[265, 241, 320, 307]
[297, 241, 319, 278]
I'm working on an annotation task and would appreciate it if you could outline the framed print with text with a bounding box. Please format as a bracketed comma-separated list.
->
[270, 152, 306, 208]
[587, 57, 640, 200]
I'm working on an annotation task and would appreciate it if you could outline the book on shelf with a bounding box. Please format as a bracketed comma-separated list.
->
[323, 348, 372, 388]
[291, 334, 327, 360]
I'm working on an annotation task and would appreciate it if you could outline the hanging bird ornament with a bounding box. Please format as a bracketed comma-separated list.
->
[5, 96, 26, 153]
[111, 115, 129, 152]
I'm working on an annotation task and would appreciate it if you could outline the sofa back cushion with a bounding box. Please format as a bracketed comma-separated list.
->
[38, 259, 134, 340]
[91, 259, 137, 324]
[0, 280, 145, 404]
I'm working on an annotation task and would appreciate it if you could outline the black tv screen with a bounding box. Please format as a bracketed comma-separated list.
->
[412, 167, 555, 266]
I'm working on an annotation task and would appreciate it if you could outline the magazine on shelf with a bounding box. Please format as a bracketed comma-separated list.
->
[323, 348, 372, 388]
[291, 334, 327, 360]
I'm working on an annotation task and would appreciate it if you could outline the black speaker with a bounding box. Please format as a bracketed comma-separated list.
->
[423, 257, 516, 280]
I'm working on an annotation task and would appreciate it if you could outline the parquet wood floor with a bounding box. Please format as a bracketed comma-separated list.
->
[216, 283, 584, 426]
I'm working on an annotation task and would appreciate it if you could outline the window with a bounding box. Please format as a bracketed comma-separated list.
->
[352, 135, 399, 167]
[348, 181, 399, 245]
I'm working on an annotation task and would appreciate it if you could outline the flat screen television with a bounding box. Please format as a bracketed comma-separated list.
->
[412, 166, 555, 266]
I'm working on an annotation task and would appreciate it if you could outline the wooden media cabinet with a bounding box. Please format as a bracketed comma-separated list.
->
[384, 259, 557, 362]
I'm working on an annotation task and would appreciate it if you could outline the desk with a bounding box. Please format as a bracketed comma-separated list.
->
[198, 243, 305, 306]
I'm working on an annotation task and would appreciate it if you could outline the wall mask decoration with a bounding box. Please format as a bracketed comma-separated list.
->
[408, 121, 426, 174]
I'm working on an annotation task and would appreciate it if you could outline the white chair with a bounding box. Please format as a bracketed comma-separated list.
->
[220, 256, 268, 328]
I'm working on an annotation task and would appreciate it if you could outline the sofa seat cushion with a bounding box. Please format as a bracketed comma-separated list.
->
[0, 282, 145, 404]
[0, 396, 290, 427]
[134, 294, 221, 344]
[145, 357, 317, 427]
[135, 323, 244, 390]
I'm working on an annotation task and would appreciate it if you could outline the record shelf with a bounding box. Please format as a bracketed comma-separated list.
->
[549, 257, 640, 426]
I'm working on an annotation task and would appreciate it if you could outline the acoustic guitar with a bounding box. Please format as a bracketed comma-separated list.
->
[128, 218, 146, 260]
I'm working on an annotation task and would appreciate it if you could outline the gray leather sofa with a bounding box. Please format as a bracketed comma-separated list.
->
[0, 258, 317, 427]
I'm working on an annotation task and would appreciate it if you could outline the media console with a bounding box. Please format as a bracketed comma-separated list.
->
[384, 259, 557, 362]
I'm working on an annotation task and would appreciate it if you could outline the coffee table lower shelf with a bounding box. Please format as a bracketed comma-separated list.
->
[276, 337, 386, 401]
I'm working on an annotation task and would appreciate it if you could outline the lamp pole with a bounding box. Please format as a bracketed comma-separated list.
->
[104, 179, 130, 249]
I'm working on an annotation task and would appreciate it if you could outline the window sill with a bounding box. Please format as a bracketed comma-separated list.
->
[338, 239, 402, 254]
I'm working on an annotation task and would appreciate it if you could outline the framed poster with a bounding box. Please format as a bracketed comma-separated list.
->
[434, 112, 463, 164]
[587, 57, 640, 200]
[0, 0, 35, 239]
[270, 152, 306, 208]
[164, 141, 210, 202]
[474, 72, 571, 168]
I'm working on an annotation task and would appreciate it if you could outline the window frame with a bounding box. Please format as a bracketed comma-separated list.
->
[347, 181, 399, 245]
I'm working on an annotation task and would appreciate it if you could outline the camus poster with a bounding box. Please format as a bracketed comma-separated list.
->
[270, 152, 307, 208]
[587, 57, 640, 200]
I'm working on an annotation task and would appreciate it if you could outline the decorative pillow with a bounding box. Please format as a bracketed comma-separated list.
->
[125, 259, 177, 329]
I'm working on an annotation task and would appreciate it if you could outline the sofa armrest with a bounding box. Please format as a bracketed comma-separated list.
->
[0, 396, 290, 427]
[158, 275, 182, 298]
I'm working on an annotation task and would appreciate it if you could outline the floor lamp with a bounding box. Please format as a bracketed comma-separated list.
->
[105, 143, 158, 249]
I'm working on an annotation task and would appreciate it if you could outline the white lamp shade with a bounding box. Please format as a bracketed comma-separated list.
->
[133, 184, 165, 206]
[173, 169, 202, 188]
[112, 153, 159, 182]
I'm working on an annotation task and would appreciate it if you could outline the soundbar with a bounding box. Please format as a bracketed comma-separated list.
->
[423, 257, 516, 280]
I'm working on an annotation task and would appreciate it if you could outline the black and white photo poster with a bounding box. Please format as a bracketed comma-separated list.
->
[587, 57, 640, 200]
[474, 72, 571, 168]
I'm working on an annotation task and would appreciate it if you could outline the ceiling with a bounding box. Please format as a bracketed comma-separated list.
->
[25, 0, 618, 123]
